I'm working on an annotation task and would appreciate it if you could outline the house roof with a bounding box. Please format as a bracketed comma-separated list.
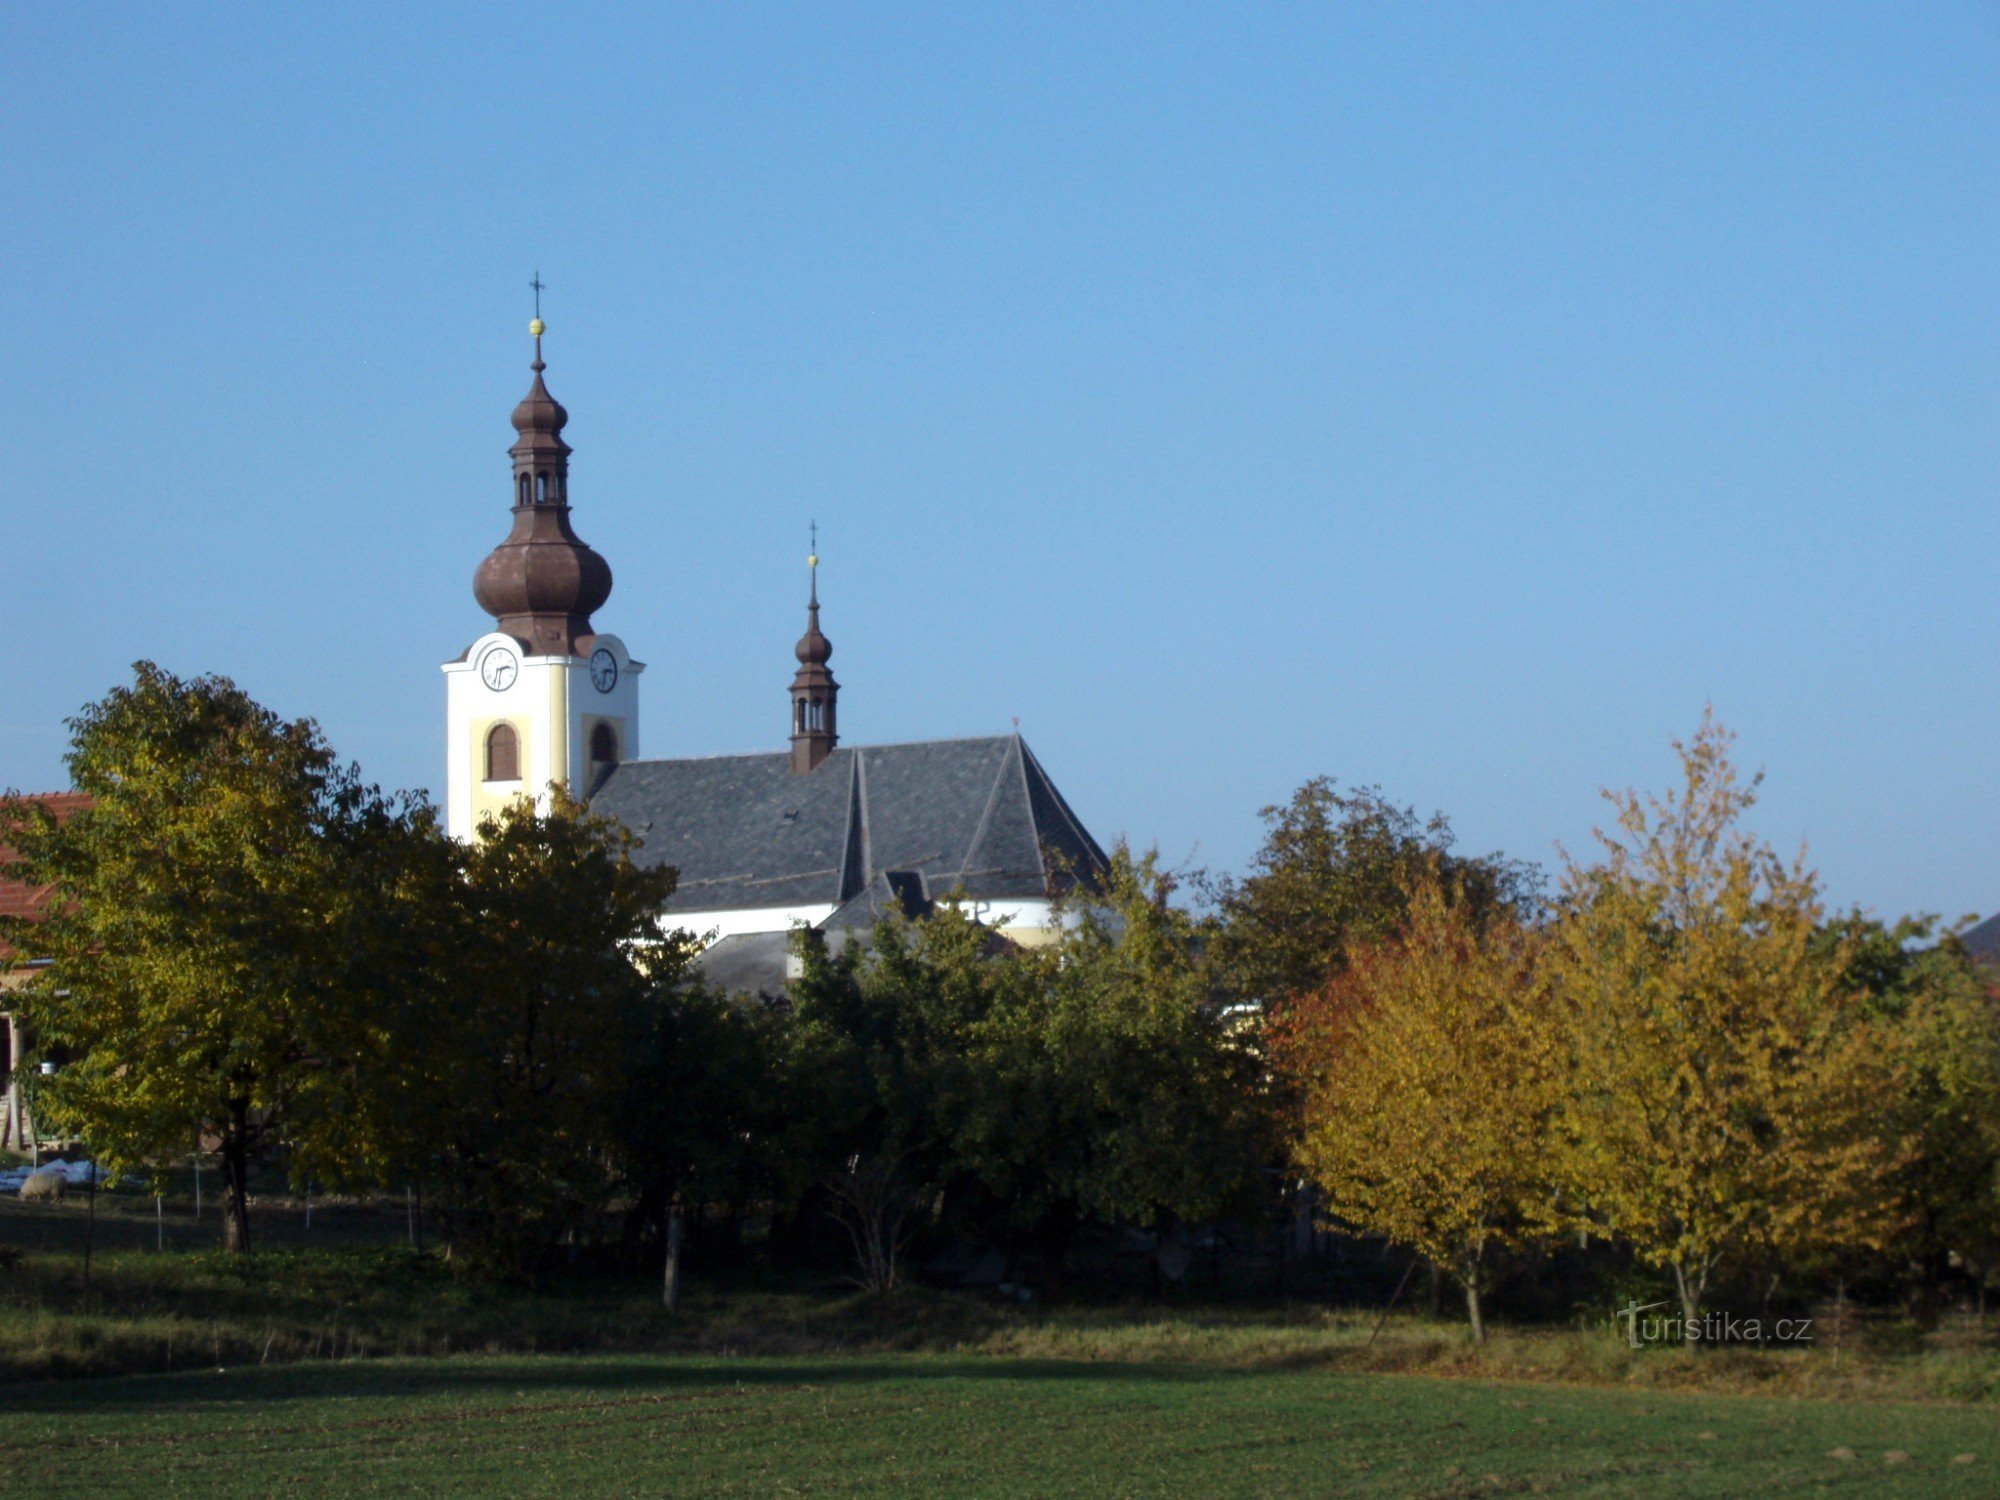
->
[589, 734, 1107, 916]
[0, 792, 91, 960]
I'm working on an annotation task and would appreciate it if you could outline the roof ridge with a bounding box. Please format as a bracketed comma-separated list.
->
[617, 732, 1020, 769]
[835, 754, 863, 902]
[1019, 739, 1110, 874]
[854, 751, 874, 892]
[956, 738, 1016, 884]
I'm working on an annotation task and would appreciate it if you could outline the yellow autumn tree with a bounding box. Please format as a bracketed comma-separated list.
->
[1543, 712, 1907, 1329]
[1273, 868, 1555, 1342]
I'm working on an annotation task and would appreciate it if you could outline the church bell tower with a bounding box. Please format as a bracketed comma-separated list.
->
[441, 302, 643, 839]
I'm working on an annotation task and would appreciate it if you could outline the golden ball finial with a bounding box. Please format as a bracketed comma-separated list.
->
[808, 553, 819, 569]
[529, 317, 546, 338]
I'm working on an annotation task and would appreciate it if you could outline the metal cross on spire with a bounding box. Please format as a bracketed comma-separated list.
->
[527, 272, 548, 369]
[808, 520, 820, 605]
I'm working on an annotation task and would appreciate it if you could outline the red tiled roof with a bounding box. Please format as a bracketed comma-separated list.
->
[0, 793, 92, 950]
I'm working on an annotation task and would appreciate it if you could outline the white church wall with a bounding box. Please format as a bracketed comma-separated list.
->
[666, 896, 1067, 950]
[442, 631, 644, 841]
[672, 904, 841, 942]
[936, 896, 1067, 944]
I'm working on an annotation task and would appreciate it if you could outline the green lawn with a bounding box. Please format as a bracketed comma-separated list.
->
[3, 1354, 1994, 1497]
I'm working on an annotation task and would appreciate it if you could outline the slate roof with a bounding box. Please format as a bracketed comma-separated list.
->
[590, 734, 1107, 917]
[694, 932, 795, 998]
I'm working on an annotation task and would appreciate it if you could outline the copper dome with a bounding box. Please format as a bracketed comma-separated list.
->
[473, 346, 612, 656]
[511, 369, 569, 437]
[795, 609, 833, 665]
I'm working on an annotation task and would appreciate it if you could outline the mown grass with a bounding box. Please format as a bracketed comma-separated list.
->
[7, 1187, 2000, 1412]
[7, 1235, 2000, 1411]
[4, 1351, 1997, 1497]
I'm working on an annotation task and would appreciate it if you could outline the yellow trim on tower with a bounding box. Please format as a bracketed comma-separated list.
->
[550, 662, 570, 796]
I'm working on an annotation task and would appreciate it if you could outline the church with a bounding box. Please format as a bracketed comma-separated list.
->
[441, 320, 1109, 991]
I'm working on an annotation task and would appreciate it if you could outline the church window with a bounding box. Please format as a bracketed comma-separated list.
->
[536, 472, 549, 504]
[485, 723, 520, 782]
[590, 722, 617, 766]
[518, 473, 531, 506]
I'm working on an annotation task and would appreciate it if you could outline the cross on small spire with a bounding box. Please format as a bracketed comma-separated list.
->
[790, 520, 838, 773]
[529, 271, 546, 320]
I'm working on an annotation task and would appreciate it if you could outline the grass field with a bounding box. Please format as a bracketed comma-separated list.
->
[4, 1352, 1996, 1497]
[8, 1189, 2000, 1494]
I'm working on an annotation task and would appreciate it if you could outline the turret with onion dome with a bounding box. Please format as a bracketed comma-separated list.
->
[472, 314, 614, 656]
[788, 533, 839, 774]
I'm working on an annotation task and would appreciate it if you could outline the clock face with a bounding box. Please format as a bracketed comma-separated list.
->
[589, 647, 618, 693]
[479, 647, 519, 692]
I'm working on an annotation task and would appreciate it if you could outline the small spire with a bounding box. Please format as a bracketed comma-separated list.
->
[790, 525, 838, 773]
[528, 271, 547, 370]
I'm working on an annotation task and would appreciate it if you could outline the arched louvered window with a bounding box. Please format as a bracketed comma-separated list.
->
[484, 723, 520, 782]
[590, 722, 617, 766]
[536, 472, 549, 504]
[518, 474, 531, 506]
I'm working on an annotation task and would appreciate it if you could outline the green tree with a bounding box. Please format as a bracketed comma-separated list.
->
[784, 904, 1008, 1290]
[420, 790, 680, 1279]
[952, 849, 1268, 1284]
[1543, 713, 1906, 1329]
[1271, 868, 1554, 1342]
[1828, 915, 2000, 1310]
[615, 979, 791, 1300]
[0, 663, 427, 1251]
[1211, 779, 1538, 1007]
[782, 853, 1266, 1293]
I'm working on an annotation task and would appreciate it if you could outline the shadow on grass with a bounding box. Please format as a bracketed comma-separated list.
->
[0, 1352, 1229, 1419]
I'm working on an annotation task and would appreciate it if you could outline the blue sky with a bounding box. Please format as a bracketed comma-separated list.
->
[4, 5, 1995, 919]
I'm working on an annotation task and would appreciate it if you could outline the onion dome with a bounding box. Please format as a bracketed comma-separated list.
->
[472, 319, 614, 656]
[789, 543, 839, 774]
[795, 563, 833, 666]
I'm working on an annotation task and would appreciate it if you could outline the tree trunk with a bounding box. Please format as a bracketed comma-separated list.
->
[220, 1105, 252, 1253]
[1464, 1277, 1486, 1345]
[827, 1155, 911, 1293]
[663, 1203, 684, 1313]
[83, 1151, 98, 1288]
[1672, 1260, 1704, 1339]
